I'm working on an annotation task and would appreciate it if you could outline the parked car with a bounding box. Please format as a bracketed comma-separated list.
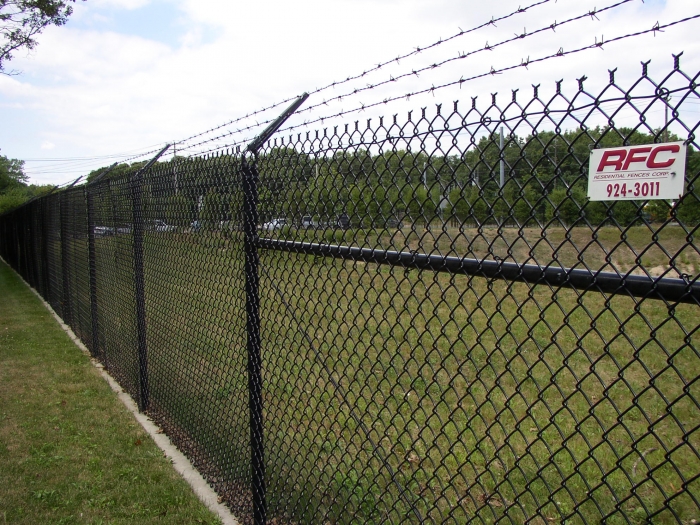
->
[93, 226, 115, 237]
[301, 215, 319, 229]
[147, 219, 176, 232]
[190, 220, 202, 232]
[115, 225, 132, 235]
[220, 220, 243, 232]
[337, 213, 351, 230]
[262, 218, 287, 231]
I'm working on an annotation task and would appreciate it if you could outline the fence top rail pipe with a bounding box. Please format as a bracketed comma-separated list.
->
[258, 237, 700, 304]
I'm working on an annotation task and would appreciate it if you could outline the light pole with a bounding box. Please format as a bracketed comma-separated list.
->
[664, 92, 672, 143]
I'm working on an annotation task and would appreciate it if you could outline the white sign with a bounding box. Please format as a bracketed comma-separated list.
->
[588, 142, 686, 201]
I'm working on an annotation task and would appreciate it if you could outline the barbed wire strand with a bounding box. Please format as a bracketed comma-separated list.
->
[191, 14, 700, 157]
[174, 0, 554, 149]
[291, 0, 636, 118]
[179, 0, 635, 156]
[28, 0, 595, 171]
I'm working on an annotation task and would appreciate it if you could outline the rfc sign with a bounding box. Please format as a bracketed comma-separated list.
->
[588, 142, 686, 201]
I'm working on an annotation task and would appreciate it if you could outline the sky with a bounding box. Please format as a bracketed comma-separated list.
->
[0, 0, 699, 185]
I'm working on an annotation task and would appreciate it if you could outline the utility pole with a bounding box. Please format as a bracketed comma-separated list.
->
[173, 142, 179, 194]
[499, 127, 505, 189]
[664, 93, 672, 142]
[553, 136, 558, 190]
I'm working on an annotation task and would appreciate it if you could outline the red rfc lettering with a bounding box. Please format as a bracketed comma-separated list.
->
[597, 144, 681, 172]
[597, 150, 627, 171]
[621, 147, 652, 170]
[647, 144, 680, 168]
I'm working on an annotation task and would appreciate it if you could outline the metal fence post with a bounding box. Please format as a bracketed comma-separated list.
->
[243, 93, 308, 525]
[242, 155, 265, 525]
[132, 173, 149, 411]
[57, 178, 82, 324]
[131, 146, 170, 412]
[38, 187, 58, 300]
[86, 188, 100, 358]
[59, 191, 72, 325]
[86, 165, 117, 359]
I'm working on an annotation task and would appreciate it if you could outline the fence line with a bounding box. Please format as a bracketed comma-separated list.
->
[2, 56, 700, 524]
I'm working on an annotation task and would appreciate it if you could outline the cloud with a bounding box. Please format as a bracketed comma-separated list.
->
[40, 141, 55, 150]
[1, 0, 699, 184]
[88, 0, 152, 10]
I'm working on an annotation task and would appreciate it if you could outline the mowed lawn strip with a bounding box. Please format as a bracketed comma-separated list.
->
[0, 260, 222, 525]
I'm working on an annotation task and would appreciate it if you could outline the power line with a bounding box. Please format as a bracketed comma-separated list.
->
[22, 141, 172, 173]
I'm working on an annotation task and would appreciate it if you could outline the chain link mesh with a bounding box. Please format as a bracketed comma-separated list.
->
[1, 58, 700, 524]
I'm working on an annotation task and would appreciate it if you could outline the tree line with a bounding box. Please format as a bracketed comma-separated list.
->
[79, 125, 700, 229]
[0, 154, 53, 215]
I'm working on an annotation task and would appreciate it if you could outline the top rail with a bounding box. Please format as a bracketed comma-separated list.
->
[258, 238, 700, 304]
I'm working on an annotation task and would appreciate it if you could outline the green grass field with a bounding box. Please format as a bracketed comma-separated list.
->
[0, 259, 222, 525]
[82, 224, 700, 524]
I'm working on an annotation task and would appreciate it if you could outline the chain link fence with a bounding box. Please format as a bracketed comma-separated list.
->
[2, 56, 700, 524]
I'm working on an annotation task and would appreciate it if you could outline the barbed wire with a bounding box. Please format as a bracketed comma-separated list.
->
[119, 146, 169, 165]
[173, 0, 554, 151]
[173, 99, 297, 150]
[181, 0, 634, 156]
[292, 0, 636, 118]
[274, 15, 700, 140]
[188, 13, 700, 157]
[303, 0, 553, 97]
[176, 120, 271, 155]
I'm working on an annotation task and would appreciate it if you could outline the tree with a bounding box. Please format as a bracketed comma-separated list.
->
[0, 152, 52, 213]
[1, 0, 82, 74]
[201, 189, 224, 230]
[0, 153, 27, 190]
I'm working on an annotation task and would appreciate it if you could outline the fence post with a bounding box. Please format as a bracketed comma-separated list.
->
[243, 92, 308, 525]
[131, 146, 170, 412]
[57, 178, 82, 324]
[86, 164, 117, 359]
[59, 191, 72, 325]
[242, 155, 265, 525]
[86, 188, 100, 357]
[40, 200, 47, 298]
[38, 187, 58, 300]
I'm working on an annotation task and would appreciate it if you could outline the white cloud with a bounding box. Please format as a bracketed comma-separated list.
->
[87, 0, 152, 10]
[41, 141, 55, 150]
[1, 0, 699, 184]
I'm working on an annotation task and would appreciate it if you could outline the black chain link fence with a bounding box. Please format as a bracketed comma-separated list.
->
[2, 56, 700, 524]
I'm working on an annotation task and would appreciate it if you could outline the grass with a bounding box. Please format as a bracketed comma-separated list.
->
[36, 223, 700, 524]
[0, 259, 222, 525]
[255, 250, 700, 524]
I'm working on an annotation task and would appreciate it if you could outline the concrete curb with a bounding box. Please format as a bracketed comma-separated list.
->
[2, 259, 240, 525]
